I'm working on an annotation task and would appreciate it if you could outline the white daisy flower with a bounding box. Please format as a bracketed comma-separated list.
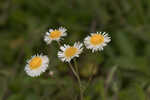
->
[84, 32, 111, 52]
[25, 54, 49, 77]
[58, 42, 83, 62]
[44, 27, 67, 44]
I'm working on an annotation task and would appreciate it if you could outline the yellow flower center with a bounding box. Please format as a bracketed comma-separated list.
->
[49, 30, 61, 39]
[90, 34, 104, 45]
[65, 47, 77, 58]
[29, 57, 42, 70]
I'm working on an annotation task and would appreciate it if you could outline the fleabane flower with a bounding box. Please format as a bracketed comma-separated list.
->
[25, 54, 49, 77]
[44, 27, 67, 44]
[84, 32, 111, 52]
[58, 42, 83, 62]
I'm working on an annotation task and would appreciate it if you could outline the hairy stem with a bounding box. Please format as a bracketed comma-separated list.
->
[73, 59, 79, 74]
[57, 41, 61, 46]
[69, 62, 83, 100]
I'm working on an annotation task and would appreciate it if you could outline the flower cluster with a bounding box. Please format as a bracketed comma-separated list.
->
[24, 26, 111, 77]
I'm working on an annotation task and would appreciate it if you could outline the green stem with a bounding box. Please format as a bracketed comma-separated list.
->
[57, 41, 61, 46]
[73, 59, 79, 74]
[69, 62, 83, 100]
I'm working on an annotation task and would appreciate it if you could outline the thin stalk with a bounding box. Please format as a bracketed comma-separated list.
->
[73, 59, 79, 74]
[69, 62, 83, 100]
[57, 41, 61, 46]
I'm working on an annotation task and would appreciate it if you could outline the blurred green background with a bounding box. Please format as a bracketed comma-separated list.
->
[0, 0, 150, 100]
